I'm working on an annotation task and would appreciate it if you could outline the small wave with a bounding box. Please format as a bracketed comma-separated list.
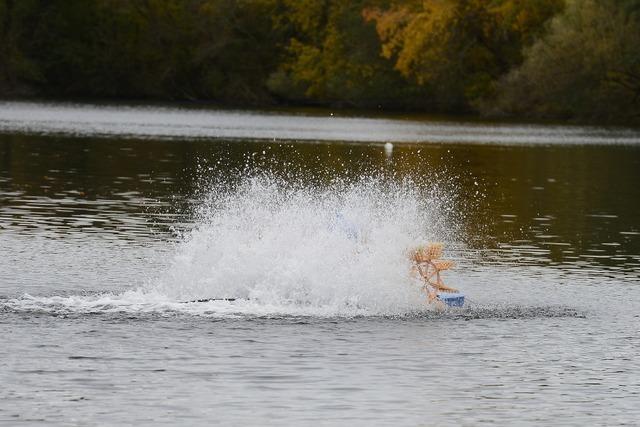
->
[0, 292, 412, 318]
[417, 305, 585, 320]
[0, 293, 584, 321]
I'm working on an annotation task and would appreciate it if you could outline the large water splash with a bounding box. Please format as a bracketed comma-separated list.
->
[149, 173, 461, 316]
[2, 172, 468, 317]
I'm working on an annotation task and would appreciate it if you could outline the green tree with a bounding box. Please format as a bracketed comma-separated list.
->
[267, 0, 417, 108]
[9, 0, 285, 102]
[0, 0, 43, 93]
[492, 0, 640, 123]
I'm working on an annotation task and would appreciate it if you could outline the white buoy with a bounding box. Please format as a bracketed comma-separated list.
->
[384, 142, 393, 157]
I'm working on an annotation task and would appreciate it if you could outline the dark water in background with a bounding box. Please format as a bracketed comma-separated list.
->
[2, 131, 639, 277]
[1, 102, 639, 425]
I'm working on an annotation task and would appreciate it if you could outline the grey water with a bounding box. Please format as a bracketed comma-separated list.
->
[1, 101, 640, 426]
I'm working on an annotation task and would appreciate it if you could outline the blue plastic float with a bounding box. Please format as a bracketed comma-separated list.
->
[437, 292, 465, 307]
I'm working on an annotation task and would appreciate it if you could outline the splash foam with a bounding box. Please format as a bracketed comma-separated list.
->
[3, 173, 463, 317]
[148, 174, 461, 316]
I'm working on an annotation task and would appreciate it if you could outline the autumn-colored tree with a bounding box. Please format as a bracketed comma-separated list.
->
[2, 0, 639, 124]
[364, 0, 562, 111]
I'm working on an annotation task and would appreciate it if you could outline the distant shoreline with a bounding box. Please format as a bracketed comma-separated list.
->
[2, 100, 639, 146]
[2, 96, 638, 129]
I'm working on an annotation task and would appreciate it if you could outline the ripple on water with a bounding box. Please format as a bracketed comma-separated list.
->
[0, 293, 586, 322]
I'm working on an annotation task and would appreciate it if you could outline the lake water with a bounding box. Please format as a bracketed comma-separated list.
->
[1, 101, 639, 425]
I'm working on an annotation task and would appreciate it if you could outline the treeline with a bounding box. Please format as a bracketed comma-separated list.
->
[1, 0, 639, 124]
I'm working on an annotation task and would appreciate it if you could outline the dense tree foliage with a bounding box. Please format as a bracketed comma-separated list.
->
[0, 0, 639, 123]
[1, 0, 285, 102]
[0, 0, 43, 93]
[267, 0, 423, 108]
[492, 0, 640, 123]
[364, 0, 563, 111]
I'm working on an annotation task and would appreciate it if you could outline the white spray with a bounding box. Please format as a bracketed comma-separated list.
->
[151, 173, 460, 316]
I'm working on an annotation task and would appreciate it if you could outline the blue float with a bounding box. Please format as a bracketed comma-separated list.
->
[437, 292, 465, 307]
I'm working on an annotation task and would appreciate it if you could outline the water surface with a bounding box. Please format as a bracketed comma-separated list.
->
[1, 102, 639, 425]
